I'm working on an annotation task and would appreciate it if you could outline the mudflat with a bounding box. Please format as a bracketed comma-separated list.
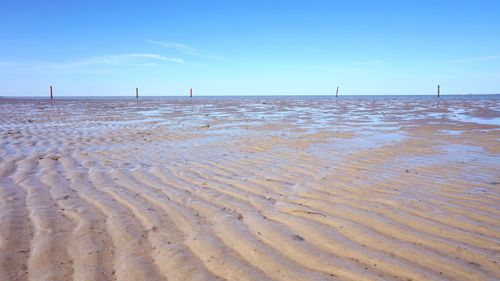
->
[0, 96, 499, 281]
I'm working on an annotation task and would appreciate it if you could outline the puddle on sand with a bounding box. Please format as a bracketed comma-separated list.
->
[438, 130, 464, 136]
[138, 109, 164, 116]
[449, 115, 500, 126]
[351, 131, 406, 148]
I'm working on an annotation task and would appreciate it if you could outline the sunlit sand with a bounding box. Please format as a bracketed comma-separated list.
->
[0, 96, 499, 280]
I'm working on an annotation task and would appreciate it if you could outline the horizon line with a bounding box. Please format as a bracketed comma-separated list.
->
[2, 93, 499, 98]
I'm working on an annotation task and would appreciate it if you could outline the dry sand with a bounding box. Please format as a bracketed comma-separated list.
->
[0, 96, 499, 281]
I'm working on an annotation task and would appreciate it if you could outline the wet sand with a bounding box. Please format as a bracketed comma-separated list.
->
[0, 96, 499, 281]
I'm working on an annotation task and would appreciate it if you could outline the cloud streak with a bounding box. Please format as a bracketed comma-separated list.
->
[148, 40, 231, 61]
[149, 41, 197, 54]
[49, 53, 183, 69]
[445, 55, 500, 64]
[0, 53, 183, 71]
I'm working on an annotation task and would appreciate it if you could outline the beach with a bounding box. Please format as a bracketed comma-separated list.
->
[0, 96, 499, 281]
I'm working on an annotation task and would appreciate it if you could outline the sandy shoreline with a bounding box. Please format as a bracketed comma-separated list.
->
[1, 96, 499, 280]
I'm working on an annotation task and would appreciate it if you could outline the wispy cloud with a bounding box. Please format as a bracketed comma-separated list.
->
[445, 55, 500, 64]
[148, 40, 231, 61]
[0, 53, 183, 71]
[49, 53, 183, 69]
[149, 41, 197, 54]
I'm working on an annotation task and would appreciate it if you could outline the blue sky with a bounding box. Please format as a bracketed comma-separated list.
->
[1, 0, 499, 96]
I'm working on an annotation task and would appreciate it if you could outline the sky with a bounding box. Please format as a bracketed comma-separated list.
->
[1, 0, 499, 96]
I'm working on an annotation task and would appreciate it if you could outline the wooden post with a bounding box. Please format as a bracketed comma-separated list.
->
[336, 86, 339, 98]
[50, 86, 53, 99]
[190, 88, 192, 98]
[136, 88, 139, 99]
[437, 85, 440, 98]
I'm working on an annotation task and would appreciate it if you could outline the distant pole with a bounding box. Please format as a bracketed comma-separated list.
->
[136, 88, 139, 99]
[50, 86, 53, 99]
[437, 85, 440, 98]
[336, 86, 339, 98]
[190, 88, 193, 98]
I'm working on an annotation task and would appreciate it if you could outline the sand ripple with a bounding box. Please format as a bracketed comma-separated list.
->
[0, 97, 499, 280]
